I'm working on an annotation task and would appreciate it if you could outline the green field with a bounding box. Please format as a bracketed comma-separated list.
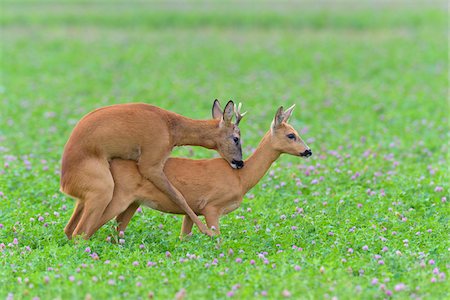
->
[1, 1, 448, 299]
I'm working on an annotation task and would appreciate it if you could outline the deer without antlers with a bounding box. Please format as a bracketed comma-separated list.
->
[60, 100, 244, 239]
[90, 105, 311, 237]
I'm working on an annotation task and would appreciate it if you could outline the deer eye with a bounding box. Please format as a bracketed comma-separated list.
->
[233, 137, 240, 144]
[287, 133, 296, 140]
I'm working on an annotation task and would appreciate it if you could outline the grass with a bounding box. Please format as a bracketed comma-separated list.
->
[0, 1, 448, 299]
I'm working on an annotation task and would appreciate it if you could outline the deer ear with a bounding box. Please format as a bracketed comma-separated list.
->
[221, 100, 234, 126]
[212, 99, 223, 120]
[282, 104, 295, 123]
[272, 106, 284, 130]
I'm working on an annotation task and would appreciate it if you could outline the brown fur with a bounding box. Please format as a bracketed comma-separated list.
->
[90, 106, 311, 237]
[61, 101, 243, 239]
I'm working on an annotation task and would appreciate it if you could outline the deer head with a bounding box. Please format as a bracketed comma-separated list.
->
[270, 105, 312, 157]
[212, 100, 246, 169]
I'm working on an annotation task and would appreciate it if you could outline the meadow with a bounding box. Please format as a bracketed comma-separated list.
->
[0, 1, 448, 299]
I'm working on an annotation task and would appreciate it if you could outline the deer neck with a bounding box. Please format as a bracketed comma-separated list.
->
[239, 132, 280, 193]
[170, 115, 219, 149]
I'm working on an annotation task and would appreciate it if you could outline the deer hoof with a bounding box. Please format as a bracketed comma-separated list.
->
[202, 229, 215, 237]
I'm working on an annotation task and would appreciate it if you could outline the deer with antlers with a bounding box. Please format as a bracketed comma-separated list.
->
[88, 104, 311, 237]
[61, 100, 244, 239]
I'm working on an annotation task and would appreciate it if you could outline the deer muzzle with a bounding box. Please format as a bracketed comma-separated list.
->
[300, 149, 312, 157]
[231, 160, 244, 169]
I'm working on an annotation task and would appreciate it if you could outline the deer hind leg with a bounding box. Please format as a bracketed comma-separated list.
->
[89, 193, 136, 236]
[71, 161, 114, 239]
[115, 202, 139, 233]
[64, 201, 84, 239]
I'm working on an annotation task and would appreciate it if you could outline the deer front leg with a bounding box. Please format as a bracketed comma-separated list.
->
[149, 172, 212, 237]
[138, 157, 212, 237]
[180, 215, 194, 239]
[115, 202, 139, 233]
[204, 208, 221, 235]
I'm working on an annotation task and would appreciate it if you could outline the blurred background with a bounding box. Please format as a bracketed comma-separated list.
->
[2, 0, 446, 162]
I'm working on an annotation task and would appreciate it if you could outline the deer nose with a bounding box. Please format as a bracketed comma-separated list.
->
[232, 160, 244, 169]
[300, 149, 312, 157]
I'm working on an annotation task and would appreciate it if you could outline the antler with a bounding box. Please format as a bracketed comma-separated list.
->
[234, 102, 247, 125]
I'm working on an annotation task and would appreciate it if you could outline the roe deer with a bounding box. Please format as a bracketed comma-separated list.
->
[91, 105, 311, 237]
[61, 100, 244, 239]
